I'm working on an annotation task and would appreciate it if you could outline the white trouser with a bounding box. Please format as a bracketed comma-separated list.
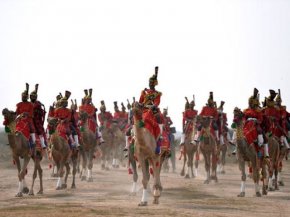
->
[30, 133, 36, 144]
[39, 135, 46, 148]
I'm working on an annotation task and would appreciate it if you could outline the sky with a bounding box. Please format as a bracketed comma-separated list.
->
[0, 0, 290, 132]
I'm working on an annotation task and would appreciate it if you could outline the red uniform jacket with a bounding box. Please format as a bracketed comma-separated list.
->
[139, 88, 161, 107]
[183, 109, 197, 134]
[98, 111, 113, 128]
[16, 101, 35, 137]
[199, 106, 218, 119]
[243, 108, 263, 145]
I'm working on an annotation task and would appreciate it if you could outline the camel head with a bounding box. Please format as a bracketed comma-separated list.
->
[233, 107, 243, 126]
[132, 102, 143, 121]
[2, 108, 16, 124]
[199, 115, 212, 128]
[47, 117, 58, 130]
[79, 110, 89, 122]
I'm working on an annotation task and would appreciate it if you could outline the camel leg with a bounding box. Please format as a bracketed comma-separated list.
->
[81, 151, 87, 181]
[221, 147, 226, 174]
[252, 162, 261, 197]
[237, 159, 246, 197]
[37, 161, 43, 194]
[62, 163, 70, 189]
[29, 160, 38, 196]
[185, 152, 193, 179]
[71, 151, 77, 189]
[194, 152, 199, 177]
[204, 153, 210, 184]
[87, 151, 93, 182]
[14, 157, 24, 197]
[152, 158, 162, 205]
[19, 156, 30, 196]
[56, 162, 63, 190]
[180, 151, 186, 176]
[261, 162, 268, 195]
[211, 151, 218, 182]
[130, 155, 138, 196]
[138, 158, 149, 206]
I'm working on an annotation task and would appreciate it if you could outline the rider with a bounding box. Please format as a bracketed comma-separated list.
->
[180, 96, 198, 148]
[30, 84, 47, 149]
[243, 88, 269, 158]
[275, 89, 290, 150]
[53, 91, 76, 148]
[79, 89, 104, 143]
[138, 66, 163, 154]
[16, 83, 36, 152]
[113, 101, 128, 131]
[123, 98, 134, 153]
[217, 101, 230, 146]
[195, 92, 219, 143]
[98, 100, 114, 132]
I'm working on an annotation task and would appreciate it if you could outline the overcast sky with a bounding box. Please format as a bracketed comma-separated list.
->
[1, 0, 290, 131]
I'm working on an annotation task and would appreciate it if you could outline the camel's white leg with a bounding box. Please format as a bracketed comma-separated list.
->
[277, 171, 282, 182]
[240, 181, 246, 193]
[23, 179, 27, 188]
[18, 180, 24, 193]
[141, 189, 148, 203]
[56, 177, 62, 188]
[194, 168, 198, 177]
[185, 165, 191, 178]
[131, 182, 137, 193]
[255, 183, 260, 193]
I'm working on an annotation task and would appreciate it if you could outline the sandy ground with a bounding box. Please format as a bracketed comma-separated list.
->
[0, 145, 289, 217]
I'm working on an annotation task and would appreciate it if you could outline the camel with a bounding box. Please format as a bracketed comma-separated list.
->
[180, 118, 199, 179]
[132, 102, 168, 206]
[47, 118, 78, 190]
[2, 108, 43, 197]
[217, 131, 231, 174]
[100, 122, 124, 170]
[233, 107, 271, 197]
[78, 111, 100, 181]
[198, 116, 218, 184]
[126, 131, 151, 196]
[276, 145, 288, 186]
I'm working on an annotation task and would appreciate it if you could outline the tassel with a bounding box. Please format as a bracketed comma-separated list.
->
[149, 167, 154, 175]
[138, 120, 145, 128]
[156, 161, 159, 167]
[49, 164, 52, 169]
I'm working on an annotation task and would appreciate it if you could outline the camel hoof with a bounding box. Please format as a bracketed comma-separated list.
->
[278, 181, 285, 186]
[15, 192, 23, 197]
[153, 198, 159, 204]
[180, 171, 185, 176]
[51, 173, 58, 178]
[221, 170, 225, 174]
[262, 189, 267, 195]
[81, 176, 86, 181]
[22, 187, 29, 194]
[138, 201, 148, 206]
[256, 192, 262, 197]
[184, 174, 190, 179]
[237, 192, 245, 197]
[105, 167, 110, 171]
[61, 184, 67, 189]
[129, 192, 137, 196]
[87, 177, 93, 182]
[204, 180, 210, 184]
[268, 187, 274, 192]
[28, 191, 34, 196]
[71, 184, 76, 189]
[275, 186, 279, 191]
[37, 190, 43, 195]
[56, 186, 62, 190]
